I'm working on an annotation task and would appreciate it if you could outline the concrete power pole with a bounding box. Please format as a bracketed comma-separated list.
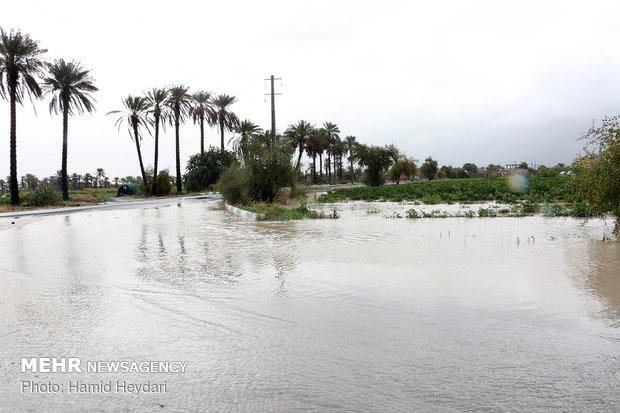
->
[264, 75, 282, 146]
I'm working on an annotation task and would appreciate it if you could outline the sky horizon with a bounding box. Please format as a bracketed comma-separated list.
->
[3, 0, 620, 180]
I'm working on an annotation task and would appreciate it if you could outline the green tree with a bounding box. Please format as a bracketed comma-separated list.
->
[322, 122, 340, 180]
[145, 87, 169, 195]
[190, 90, 216, 154]
[167, 85, 192, 192]
[353, 143, 399, 186]
[43, 59, 98, 200]
[284, 120, 315, 170]
[184, 147, 237, 192]
[344, 135, 357, 183]
[462, 162, 478, 175]
[577, 115, 620, 233]
[212, 94, 240, 151]
[389, 156, 417, 183]
[420, 157, 438, 180]
[0, 28, 47, 205]
[108, 96, 150, 187]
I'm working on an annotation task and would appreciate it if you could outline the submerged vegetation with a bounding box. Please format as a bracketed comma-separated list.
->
[318, 176, 578, 204]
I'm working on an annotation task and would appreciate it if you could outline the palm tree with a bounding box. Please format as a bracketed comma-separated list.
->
[212, 94, 240, 151]
[43, 59, 97, 200]
[0, 28, 47, 205]
[190, 90, 216, 154]
[307, 129, 328, 183]
[229, 119, 262, 163]
[145, 87, 169, 194]
[323, 122, 340, 180]
[345, 135, 357, 183]
[95, 168, 105, 188]
[108, 96, 150, 187]
[284, 120, 315, 170]
[166, 85, 192, 192]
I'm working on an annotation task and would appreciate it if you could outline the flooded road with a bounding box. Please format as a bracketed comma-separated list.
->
[1, 197, 619, 412]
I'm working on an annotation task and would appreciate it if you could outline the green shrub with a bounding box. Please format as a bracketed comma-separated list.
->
[140, 169, 173, 196]
[216, 166, 250, 205]
[185, 148, 237, 192]
[246, 143, 295, 203]
[405, 208, 420, 218]
[25, 185, 62, 206]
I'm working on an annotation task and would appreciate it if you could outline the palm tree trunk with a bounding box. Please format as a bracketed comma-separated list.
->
[132, 121, 147, 187]
[9, 82, 19, 205]
[313, 154, 317, 183]
[319, 154, 323, 180]
[152, 113, 160, 195]
[200, 114, 205, 154]
[296, 145, 303, 170]
[61, 100, 69, 200]
[175, 104, 182, 192]
[219, 116, 225, 151]
[350, 151, 354, 184]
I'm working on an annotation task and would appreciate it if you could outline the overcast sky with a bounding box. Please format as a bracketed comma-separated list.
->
[2, 0, 620, 179]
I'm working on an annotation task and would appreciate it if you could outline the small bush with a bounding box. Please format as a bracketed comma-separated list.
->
[140, 169, 173, 196]
[406, 208, 420, 218]
[216, 166, 250, 204]
[25, 185, 62, 206]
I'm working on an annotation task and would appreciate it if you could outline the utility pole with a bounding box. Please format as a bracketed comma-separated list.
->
[264, 75, 282, 146]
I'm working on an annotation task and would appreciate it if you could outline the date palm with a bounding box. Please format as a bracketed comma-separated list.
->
[229, 119, 262, 163]
[107, 96, 150, 187]
[43, 59, 97, 200]
[145, 87, 169, 195]
[345, 135, 357, 183]
[284, 120, 315, 170]
[323, 122, 340, 180]
[212, 94, 240, 151]
[167, 85, 192, 192]
[190, 90, 216, 154]
[0, 28, 47, 204]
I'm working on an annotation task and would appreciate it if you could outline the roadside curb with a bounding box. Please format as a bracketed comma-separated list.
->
[224, 203, 264, 221]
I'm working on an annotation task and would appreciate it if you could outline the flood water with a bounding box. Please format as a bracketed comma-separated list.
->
[1, 196, 619, 412]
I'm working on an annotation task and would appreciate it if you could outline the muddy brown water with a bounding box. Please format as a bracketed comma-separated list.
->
[0, 197, 619, 412]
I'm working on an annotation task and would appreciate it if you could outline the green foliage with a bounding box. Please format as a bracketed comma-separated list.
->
[184, 148, 237, 192]
[216, 166, 250, 205]
[24, 185, 62, 206]
[240, 202, 326, 221]
[352, 143, 398, 186]
[140, 168, 172, 196]
[389, 156, 417, 182]
[420, 157, 438, 180]
[576, 115, 620, 231]
[319, 176, 583, 208]
[246, 143, 296, 202]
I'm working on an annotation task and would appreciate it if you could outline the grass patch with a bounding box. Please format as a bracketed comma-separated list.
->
[235, 202, 328, 221]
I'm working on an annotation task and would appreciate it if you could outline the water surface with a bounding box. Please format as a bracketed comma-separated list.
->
[1, 197, 619, 412]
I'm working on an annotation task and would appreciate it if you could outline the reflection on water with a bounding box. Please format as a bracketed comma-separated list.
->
[0, 198, 619, 412]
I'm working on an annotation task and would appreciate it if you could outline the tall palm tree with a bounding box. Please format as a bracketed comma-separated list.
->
[323, 122, 340, 180]
[284, 120, 315, 170]
[190, 90, 216, 154]
[107, 96, 150, 187]
[308, 129, 328, 183]
[229, 119, 262, 163]
[43, 59, 97, 200]
[0, 28, 47, 205]
[166, 85, 192, 192]
[345, 135, 357, 183]
[212, 94, 240, 151]
[145, 87, 169, 194]
[95, 168, 105, 188]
